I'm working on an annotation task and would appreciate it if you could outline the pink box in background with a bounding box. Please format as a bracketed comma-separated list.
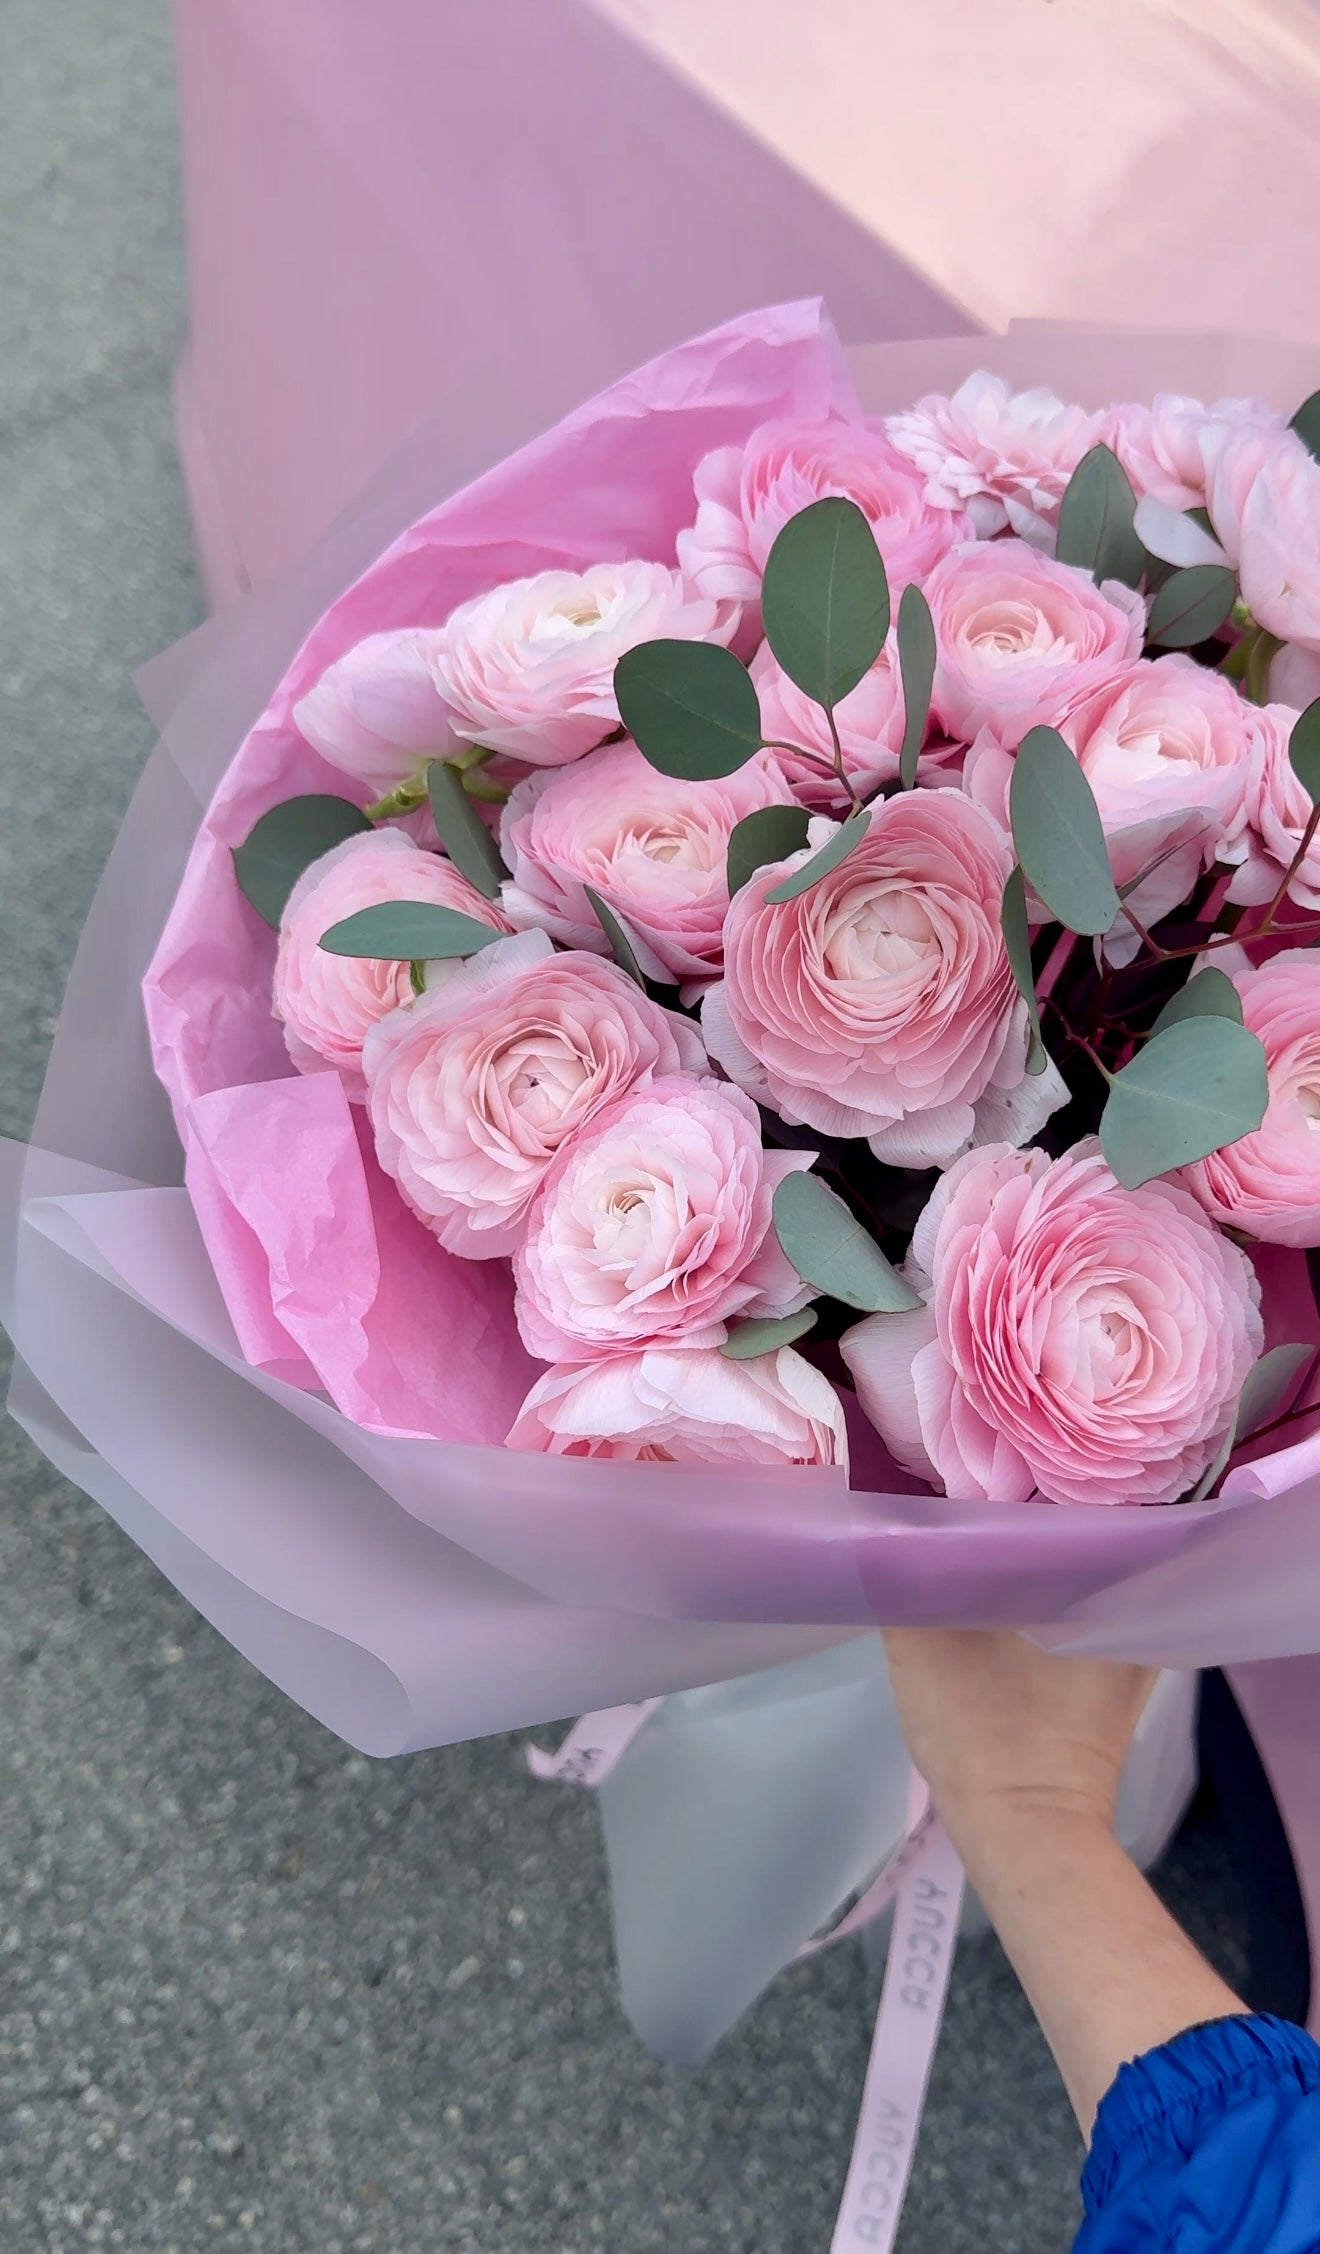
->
[171, 0, 1320, 610]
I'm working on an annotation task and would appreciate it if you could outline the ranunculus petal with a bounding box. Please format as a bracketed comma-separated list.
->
[1132, 494, 1230, 569]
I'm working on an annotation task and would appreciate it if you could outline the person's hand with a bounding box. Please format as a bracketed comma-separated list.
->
[883, 1627, 1158, 1840]
[883, 1631, 1243, 2134]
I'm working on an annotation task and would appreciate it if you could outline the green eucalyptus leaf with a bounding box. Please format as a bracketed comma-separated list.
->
[1099, 1016, 1268, 1188]
[614, 639, 763, 780]
[1290, 389, 1320, 462]
[726, 805, 812, 897]
[1288, 697, 1320, 805]
[232, 795, 373, 928]
[1151, 966, 1244, 1037]
[1008, 726, 1118, 937]
[719, 1309, 819, 1361]
[428, 760, 507, 899]
[1146, 564, 1238, 649]
[772, 1171, 922, 1314]
[763, 807, 871, 904]
[1187, 1341, 1314, 1503]
[1000, 865, 1048, 1075]
[583, 885, 648, 990]
[897, 583, 937, 789]
[1237, 1342, 1314, 1441]
[319, 900, 501, 960]
[1055, 444, 1144, 588]
[760, 497, 890, 710]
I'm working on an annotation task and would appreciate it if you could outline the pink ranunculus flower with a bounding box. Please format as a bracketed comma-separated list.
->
[362, 932, 705, 1258]
[498, 738, 796, 985]
[506, 1344, 847, 1467]
[925, 539, 1146, 751]
[429, 561, 732, 767]
[1062, 655, 1253, 835]
[512, 1075, 813, 1362]
[1229, 702, 1320, 914]
[842, 1140, 1263, 1508]
[676, 416, 969, 605]
[1179, 950, 1320, 1248]
[293, 628, 456, 797]
[702, 790, 1067, 1168]
[1101, 393, 1282, 512]
[1229, 431, 1320, 654]
[271, 829, 512, 1100]
[962, 654, 1254, 965]
[748, 638, 958, 811]
[1205, 421, 1306, 576]
[885, 372, 1101, 544]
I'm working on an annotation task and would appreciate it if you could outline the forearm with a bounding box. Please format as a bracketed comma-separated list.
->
[950, 1798, 1246, 2135]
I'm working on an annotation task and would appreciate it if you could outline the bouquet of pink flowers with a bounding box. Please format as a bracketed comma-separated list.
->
[11, 301, 1320, 2247]
[161, 324, 1320, 1518]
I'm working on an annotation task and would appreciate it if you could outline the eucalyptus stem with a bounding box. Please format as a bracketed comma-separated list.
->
[1065, 1027, 1115, 1084]
[824, 702, 865, 814]
[1244, 629, 1284, 705]
[1262, 798, 1320, 926]
[760, 736, 838, 782]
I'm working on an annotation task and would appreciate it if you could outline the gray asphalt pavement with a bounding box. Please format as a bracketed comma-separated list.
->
[0, 6, 1251, 2249]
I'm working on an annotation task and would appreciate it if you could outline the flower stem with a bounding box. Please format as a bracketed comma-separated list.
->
[1245, 629, 1283, 705]
[363, 765, 433, 822]
[1262, 798, 1320, 926]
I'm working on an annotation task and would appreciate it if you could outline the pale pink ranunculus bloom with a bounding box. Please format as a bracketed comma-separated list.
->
[676, 416, 969, 605]
[512, 1075, 813, 1362]
[506, 1344, 847, 1467]
[293, 628, 456, 797]
[885, 372, 1101, 544]
[498, 738, 796, 985]
[272, 829, 512, 1100]
[1101, 393, 1282, 513]
[842, 1139, 1263, 1508]
[1063, 653, 1253, 837]
[362, 931, 705, 1258]
[962, 653, 1255, 965]
[1205, 422, 1311, 585]
[1228, 701, 1320, 914]
[430, 561, 733, 767]
[1179, 950, 1320, 1248]
[926, 540, 1146, 752]
[748, 638, 958, 811]
[1230, 431, 1320, 654]
[702, 789, 1067, 1169]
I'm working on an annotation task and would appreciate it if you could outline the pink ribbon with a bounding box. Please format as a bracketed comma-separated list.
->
[828, 1813, 965, 2252]
[530, 1702, 965, 2250]
[525, 1699, 663, 1785]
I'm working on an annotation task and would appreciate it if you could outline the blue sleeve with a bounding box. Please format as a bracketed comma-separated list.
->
[1075, 2013, 1320, 2253]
